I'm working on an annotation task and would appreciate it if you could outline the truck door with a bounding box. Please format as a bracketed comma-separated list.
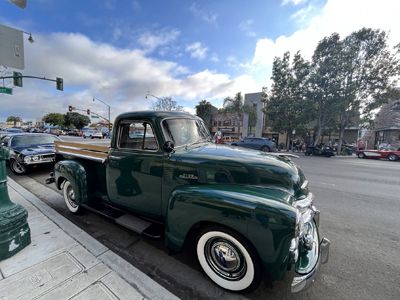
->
[106, 120, 163, 218]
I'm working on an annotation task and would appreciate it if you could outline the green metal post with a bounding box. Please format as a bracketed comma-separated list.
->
[0, 146, 31, 261]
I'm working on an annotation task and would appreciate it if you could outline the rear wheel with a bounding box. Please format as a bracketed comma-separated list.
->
[357, 152, 366, 159]
[10, 159, 27, 175]
[196, 226, 262, 292]
[63, 180, 82, 214]
[388, 154, 398, 161]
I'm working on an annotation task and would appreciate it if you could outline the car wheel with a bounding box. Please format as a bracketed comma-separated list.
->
[196, 226, 262, 292]
[357, 152, 365, 159]
[63, 180, 82, 214]
[388, 154, 398, 161]
[261, 146, 270, 152]
[10, 159, 27, 175]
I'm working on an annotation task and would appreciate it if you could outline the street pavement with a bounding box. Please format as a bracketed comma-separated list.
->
[6, 155, 400, 299]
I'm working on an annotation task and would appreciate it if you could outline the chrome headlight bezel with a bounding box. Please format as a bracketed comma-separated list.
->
[23, 156, 32, 163]
[32, 155, 39, 161]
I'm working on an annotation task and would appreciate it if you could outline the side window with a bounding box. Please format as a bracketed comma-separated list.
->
[118, 121, 158, 151]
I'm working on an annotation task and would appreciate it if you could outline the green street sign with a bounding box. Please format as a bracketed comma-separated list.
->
[0, 87, 13, 95]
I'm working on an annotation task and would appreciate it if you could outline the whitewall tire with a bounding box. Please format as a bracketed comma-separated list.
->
[196, 228, 261, 292]
[63, 180, 81, 214]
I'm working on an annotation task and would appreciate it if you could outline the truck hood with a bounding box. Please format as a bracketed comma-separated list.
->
[171, 143, 307, 201]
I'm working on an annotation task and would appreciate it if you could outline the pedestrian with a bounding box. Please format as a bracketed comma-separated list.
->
[214, 128, 223, 144]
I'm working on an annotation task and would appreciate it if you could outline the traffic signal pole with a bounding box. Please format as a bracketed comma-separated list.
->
[0, 146, 31, 260]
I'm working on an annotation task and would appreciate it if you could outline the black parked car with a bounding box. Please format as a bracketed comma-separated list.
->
[0, 133, 61, 175]
[231, 137, 276, 152]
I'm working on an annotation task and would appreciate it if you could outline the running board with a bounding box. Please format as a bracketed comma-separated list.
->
[84, 202, 162, 238]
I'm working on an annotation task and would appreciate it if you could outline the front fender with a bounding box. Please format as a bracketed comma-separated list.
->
[54, 160, 88, 205]
[165, 184, 297, 279]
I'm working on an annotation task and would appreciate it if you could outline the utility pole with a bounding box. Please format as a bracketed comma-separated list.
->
[93, 97, 111, 136]
[0, 0, 31, 261]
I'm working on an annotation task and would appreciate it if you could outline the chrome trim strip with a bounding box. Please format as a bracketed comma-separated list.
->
[56, 151, 106, 163]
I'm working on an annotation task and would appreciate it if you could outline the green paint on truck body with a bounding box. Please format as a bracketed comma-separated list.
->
[54, 111, 316, 281]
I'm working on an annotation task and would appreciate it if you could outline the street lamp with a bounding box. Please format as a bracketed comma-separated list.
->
[93, 97, 111, 136]
[23, 31, 34, 43]
[145, 91, 162, 101]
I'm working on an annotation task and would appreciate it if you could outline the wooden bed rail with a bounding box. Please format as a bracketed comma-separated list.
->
[54, 141, 109, 162]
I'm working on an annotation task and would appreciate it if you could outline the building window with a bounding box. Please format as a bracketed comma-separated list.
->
[223, 120, 231, 126]
[218, 121, 222, 126]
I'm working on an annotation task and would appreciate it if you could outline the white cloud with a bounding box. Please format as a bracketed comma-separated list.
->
[252, 0, 400, 85]
[189, 3, 218, 25]
[239, 19, 257, 38]
[137, 28, 180, 53]
[1, 32, 259, 121]
[185, 42, 208, 60]
[282, 0, 307, 6]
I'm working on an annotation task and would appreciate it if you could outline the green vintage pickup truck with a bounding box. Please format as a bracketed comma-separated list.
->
[48, 111, 330, 293]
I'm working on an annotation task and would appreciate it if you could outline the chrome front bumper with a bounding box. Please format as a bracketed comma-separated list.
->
[291, 237, 330, 293]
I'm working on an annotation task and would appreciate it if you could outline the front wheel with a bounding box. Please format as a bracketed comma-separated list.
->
[196, 227, 262, 292]
[10, 159, 28, 175]
[63, 180, 82, 214]
[357, 152, 365, 159]
[388, 154, 398, 161]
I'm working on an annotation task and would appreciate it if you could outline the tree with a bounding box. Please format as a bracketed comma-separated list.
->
[309, 33, 344, 145]
[6, 116, 22, 126]
[223, 92, 244, 116]
[339, 29, 400, 153]
[151, 97, 184, 111]
[264, 51, 312, 149]
[313, 29, 400, 153]
[195, 100, 214, 130]
[42, 113, 65, 126]
[64, 112, 90, 130]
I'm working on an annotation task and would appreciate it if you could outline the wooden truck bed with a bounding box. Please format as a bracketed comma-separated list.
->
[54, 141, 109, 163]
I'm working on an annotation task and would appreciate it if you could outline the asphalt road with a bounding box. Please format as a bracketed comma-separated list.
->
[7, 154, 400, 300]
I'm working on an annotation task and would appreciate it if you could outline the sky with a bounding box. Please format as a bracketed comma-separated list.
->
[0, 0, 399, 123]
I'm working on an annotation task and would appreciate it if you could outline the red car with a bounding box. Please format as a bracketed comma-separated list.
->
[357, 147, 400, 161]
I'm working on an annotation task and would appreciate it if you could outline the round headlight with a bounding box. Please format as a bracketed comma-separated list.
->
[32, 155, 39, 161]
[24, 156, 31, 163]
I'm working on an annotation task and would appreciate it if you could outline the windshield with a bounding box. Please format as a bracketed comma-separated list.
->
[162, 118, 211, 147]
[11, 135, 60, 147]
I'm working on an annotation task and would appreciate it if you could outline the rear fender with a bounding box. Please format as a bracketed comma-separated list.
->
[54, 160, 88, 205]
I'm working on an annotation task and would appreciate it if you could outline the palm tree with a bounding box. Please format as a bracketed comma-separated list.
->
[6, 116, 22, 127]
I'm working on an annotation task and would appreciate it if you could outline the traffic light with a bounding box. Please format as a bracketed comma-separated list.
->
[87, 109, 90, 115]
[56, 77, 63, 91]
[68, 105, 73, 112]
[13, 72, 23, 87]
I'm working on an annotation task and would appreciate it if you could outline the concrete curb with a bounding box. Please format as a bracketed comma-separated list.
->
[7, 177, 179, 300]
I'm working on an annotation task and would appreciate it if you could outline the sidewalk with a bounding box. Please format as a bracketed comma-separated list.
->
[0, 178, 179, 300]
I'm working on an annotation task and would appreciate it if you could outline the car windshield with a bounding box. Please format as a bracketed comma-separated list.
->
[162, 118, 211, 147]
[11, 135, 59, 147]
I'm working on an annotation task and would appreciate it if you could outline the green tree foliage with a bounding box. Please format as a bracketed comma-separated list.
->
[6, 116, 22, 126]
[42, 113, 65, 126]
[264, 51, 312, 148]
[151, 97, 184, 111]
[223, 92, 244, 116]
[309, 33, 344, 145]
[64, 112, 90, 130]
[195, 100, 214, 130]
[309, 28, 400, 152]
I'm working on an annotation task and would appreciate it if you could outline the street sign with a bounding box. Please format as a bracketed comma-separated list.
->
[0, 87, 12, 94]
[0, 24, 24, 70]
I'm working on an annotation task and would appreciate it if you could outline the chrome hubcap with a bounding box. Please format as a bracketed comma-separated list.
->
[13, 161, 25, 173]
[205, 238, 246, 280]
[66, 185, 78, 208]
